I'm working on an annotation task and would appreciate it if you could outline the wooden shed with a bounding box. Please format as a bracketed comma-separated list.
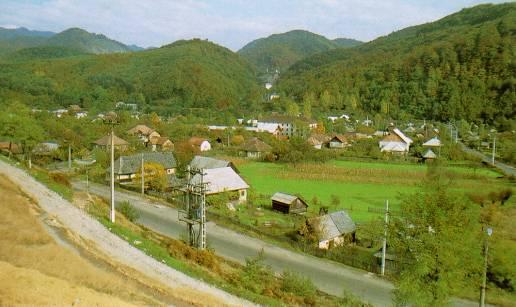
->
[271, 192, 308, 214]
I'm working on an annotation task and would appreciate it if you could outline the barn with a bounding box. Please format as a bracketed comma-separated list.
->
[271, 192, 308, 214]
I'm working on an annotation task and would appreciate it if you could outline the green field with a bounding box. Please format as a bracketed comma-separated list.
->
[238, 160, 506, 222]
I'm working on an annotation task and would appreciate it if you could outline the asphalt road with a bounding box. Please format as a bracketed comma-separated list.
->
[73, 181, 485, 307]
[459, 142, 516, 177]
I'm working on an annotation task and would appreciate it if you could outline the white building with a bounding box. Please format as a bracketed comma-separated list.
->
[379, 128, 413, 153]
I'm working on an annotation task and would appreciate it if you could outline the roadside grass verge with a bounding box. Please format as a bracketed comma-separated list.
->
[0, 155, 73, 201]
[84, 195, 367, 306]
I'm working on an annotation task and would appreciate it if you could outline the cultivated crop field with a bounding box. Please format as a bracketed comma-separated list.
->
[238, 160, 508, 222]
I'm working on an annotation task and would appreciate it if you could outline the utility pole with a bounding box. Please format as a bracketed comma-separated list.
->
[480, 227, 493, 307]
[141, 153, 145, 195]
[68, 143, 72, 170]
[381, 200, 389, 276]
[86, 167, 89, 192]
[110, 127, 115, 223]
[491, 136, 496, 166]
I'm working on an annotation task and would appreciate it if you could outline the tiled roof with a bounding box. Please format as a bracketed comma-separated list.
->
[271, 192, 299, 204]
[127, 124, 155, 136]
[93, 134, 128, 146]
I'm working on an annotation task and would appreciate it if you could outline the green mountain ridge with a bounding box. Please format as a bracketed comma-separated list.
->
[238, 30, 363, 73]
[0, 27, 141, 58]
[279, 2, 515, 124]
[0, 39, 260, 116]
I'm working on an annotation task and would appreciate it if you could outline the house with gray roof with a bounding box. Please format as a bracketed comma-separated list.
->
[271, 192, 308, 214]
[109, 152, 177, 183]
[308, 211, 356, 249]
[189, 156, 239, 173]
[190, 167, 249, 202]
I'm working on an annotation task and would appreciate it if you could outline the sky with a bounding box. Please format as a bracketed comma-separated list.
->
[0, 0, 507, 50]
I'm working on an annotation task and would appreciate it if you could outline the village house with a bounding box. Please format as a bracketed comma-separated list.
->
[110, 152, 177, 183]
[422, 149, 437, 162]
[189, 156, 239, 173]
[92, 133, 129, 151]
[308, 211, 356, 249]
[52, 109, 68, 118]
[307, 134, 330, 149]
[189, 137, 211, 152]
[257, 115, 317, 138]
[150, 137, 174, 152]
[115, 101, 138, 111]
[32, 141, 60, 156]
[271, 192, 308, 214]
[0, 141, 22, 155]
[127, 124, 161, 145]
[239, 137, 272, 158]
[191, 167, 249, 203]
[379, 128, 413, 154]
[328, 134, 350, 149]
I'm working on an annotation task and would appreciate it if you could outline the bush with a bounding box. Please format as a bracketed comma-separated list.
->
[49, 172, 71, 187]
[118, 201, 140, 222]
[280, 270, 317, 298]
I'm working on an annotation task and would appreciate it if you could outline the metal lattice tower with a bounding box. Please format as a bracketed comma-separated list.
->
[178, 167, 207, 250]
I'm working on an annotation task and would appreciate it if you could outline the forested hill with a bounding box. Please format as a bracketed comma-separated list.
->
[279, 3, 515, 125]
[332, 38, 363, 48]
[238, 30, 362, 73]
[0, 39, 260, 116]
[0, 27, 140, 57]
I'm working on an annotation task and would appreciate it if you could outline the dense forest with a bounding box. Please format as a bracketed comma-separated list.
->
[0, 39, 261, 117]
[238, 30, 362, 73]
[0, 27, 139, 57]
[278, 3, 515, 128]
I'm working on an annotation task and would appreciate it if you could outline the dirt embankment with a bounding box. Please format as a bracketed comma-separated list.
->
[0, 166, 248, 306]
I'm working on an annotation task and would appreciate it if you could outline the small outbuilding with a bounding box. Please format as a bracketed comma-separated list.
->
[271, 192, 308, 214]
[150, 137, 174, 151]
[328, 134, 349, 149]
[240, 137, 272, 158]
[189, 137, 211, 152]
[308, 211, 356, 249]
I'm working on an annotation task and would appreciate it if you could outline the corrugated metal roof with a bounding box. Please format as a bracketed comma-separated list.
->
[392, 128, 413, 144]
[191, 167, 248, 194]
[423, 149, 437, 159]
[190, 156, 231, 170]
[314, 211, 356, 241]
[112, 152, 177, 174]
[271, 192, 298, 204]
[423, 137, 441, 147]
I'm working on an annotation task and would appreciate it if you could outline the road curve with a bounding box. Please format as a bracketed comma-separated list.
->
[459, 142, 516, 177]
[73, 181, 487, 307]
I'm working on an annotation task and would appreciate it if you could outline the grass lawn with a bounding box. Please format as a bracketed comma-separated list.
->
[238, 160, 507, 223]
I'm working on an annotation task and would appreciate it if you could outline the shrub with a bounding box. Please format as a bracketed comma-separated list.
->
[49, 172, 71, 187]
[280, 270, 317, 298]
[118, 201, 140, 222]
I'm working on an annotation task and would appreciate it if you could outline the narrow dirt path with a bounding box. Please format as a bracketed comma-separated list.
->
[0, 159, 253, 307]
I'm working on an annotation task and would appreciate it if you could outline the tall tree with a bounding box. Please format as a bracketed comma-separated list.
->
[390, 164, 482, 306]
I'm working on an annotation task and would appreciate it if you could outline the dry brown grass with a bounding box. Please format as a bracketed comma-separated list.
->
[0, 175, 199, 306]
